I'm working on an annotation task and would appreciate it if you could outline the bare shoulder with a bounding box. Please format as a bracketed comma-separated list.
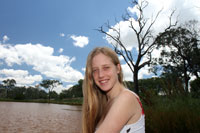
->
[115, 89, 142, 114]
[116, 89, 139, 105]
[110, 89, 141, 115]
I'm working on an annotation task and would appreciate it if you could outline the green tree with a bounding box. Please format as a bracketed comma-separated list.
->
[0, 84, 6, 98]
[138, 77, 163, 95]
[38, 89, 48, 99]
[153, 21, 200, 93]
[59, 89, 71, 99]
[2, 79, 16, 87]
[159, 72, 185, 97]
[184, 20, 200, 78]
[49, 91, 58, 99]
[2, 79, 16, 98]
[25, 86, 41, 99]
[12, 87, 26, 100]
[59, 79, 83, 99]
[40, 79, 62, 103]
[69, 79, 83, 98]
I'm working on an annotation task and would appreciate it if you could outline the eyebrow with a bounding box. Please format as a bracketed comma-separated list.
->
[92, 64, 111, 69]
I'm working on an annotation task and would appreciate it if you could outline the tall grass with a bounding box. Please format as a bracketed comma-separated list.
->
[144, 96, 200, 133]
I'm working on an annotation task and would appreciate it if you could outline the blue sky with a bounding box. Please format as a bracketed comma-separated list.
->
[0, 0, 199, 93]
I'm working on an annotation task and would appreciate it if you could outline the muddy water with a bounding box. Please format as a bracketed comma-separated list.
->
[0, 102, 82, 133]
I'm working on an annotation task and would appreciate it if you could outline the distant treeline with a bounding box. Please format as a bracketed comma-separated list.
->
[0, 76, 200, 101]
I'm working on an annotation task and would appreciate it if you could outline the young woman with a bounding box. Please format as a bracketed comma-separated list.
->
[82, 47, 145, 133]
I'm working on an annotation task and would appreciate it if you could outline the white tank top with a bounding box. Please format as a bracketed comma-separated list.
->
[120, 114, 145, 133]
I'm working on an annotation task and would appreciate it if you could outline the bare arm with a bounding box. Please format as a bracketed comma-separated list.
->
[95, 91, 140, 133]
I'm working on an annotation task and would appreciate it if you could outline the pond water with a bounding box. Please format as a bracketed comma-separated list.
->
[0, 102, 82, 133]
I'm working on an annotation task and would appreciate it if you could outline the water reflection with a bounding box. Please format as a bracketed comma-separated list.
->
[0, 102, 82, 133]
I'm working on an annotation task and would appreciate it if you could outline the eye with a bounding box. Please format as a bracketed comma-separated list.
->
[103, 66, 110, 70]
[92, 69, 98, 74]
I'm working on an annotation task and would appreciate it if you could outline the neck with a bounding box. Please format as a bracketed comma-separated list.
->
[106, 82, 124, 101]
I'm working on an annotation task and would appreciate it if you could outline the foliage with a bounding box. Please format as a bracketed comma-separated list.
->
[0, 85, 48, 100]
[159, 72, 185, 97]
[25, 86, 40, 99]
[40, 79, 62, 102]
[124, 81, 134, 91]
[60, 79, 83, 99]
[12, 87, 26, 100]
[2, 79, 17, 98]
[38, 89, 48, 99]
[40, 79, 62, 92]
[2, 79, 16, 87]
[49, 91, 59, 99]
[184, 20, 200, 78]
[138, 77, 163, 93]
[153, 20, 200, 93]
[138, 77, 162, 106]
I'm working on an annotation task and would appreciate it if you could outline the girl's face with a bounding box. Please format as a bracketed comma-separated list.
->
[92, 53, 120, 92]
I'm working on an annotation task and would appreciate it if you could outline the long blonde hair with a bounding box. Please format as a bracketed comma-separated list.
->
[82, 47, 124, 133]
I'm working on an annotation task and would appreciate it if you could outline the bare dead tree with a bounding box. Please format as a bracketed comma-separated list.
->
[98, 0, 177, 95]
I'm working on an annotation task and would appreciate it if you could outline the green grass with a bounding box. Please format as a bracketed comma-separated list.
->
[144, 96, 200, 133]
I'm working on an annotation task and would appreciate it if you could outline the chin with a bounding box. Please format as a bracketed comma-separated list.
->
[99, 86, 112, 92]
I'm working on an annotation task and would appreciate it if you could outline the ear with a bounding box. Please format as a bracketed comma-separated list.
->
[116, 64, 121, 74]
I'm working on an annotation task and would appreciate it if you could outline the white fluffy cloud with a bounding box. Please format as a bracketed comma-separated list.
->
[3, 35, 9, 43]
[118, 55, 124, 61]
[106, 19, 139, 50]
[53, 84, 75, 94]
[0, 44, 22, 66]
[60, 33, 65, 37]
[121, 63, 133, 81]
[0, 69, 42, 86]
[54, 84, 70, 94]
[70, 35, 89, 48]
[0, 43, 83, 84]
[121, 63, 152, 81]
[58, 48, 64, 53]
[82, 68, 86, 72]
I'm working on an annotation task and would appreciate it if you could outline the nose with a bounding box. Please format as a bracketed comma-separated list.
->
[98, 69, 105, 78]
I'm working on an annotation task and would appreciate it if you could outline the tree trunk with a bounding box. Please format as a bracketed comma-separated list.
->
[183, 62, 189, 93]
[184, 73, 190, 93]
[48, 90, 50, 103]
[133, 69, 139, 95]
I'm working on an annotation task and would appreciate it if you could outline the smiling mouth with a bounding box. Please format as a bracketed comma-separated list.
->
[99, 79, 109, 84]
